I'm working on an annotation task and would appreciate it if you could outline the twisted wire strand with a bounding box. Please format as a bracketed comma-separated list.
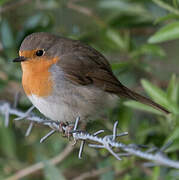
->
[0, 101, 178, 169]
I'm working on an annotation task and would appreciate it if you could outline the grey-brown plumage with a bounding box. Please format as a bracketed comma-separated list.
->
[17, 32, 170, 121]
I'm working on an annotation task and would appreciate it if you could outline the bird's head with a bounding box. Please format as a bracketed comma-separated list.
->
[13, 32, 60, 72]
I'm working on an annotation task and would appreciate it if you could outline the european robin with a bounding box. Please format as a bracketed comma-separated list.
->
[13, 32, 169, 125]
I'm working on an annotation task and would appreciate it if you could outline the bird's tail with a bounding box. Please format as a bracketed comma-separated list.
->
[118, 85, 170, 114]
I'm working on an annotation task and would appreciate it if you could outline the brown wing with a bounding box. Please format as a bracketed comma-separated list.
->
[57, 41, 170, 114]
[57, 43, 124, 95]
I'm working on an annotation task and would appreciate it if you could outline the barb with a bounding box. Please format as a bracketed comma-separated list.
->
[14, 105, 35, 121]
[78, 140, 85, 159]
[4, 103, 10, 127]
[0, 101, 179, 169]
[25, 122, 34, 137]
[13, 92, 21, 108]
[40, 130, 56, 143]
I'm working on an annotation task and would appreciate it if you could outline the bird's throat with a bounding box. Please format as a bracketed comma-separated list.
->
[21, 57, 59, 97]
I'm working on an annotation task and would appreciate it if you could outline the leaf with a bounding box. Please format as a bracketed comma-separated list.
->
[24, 13, 44, 29]
[0, 19, 14, 49]
[99, 0, 130, 10]
[111, 62, 129, 71]
[98, 0, 150, 17]
[0, 122, 16, 158]
[100, 170, 114, 180]
[165, 140, 179, 153]
[124, 100, 163, 115]
[0, 0, 11, 6]
[166, 169, 179, 180]
[152, 167, 160, 180]
[165, 127, 179, 152]
[98, 159, 114, 180]
[131, 44, 166, 58]
[167, 74, 179, 104]
[44, 161, 66, 180]
[106, 29, 125, 50]
[148, 22, 179, 43]
[155, 14, 179, 24]
[141, 79, 179, 113]
[141, 79, 168, 107]
[141, 44, 165, 57]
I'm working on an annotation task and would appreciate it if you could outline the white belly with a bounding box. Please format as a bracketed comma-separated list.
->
[28, 86, 117, 123]
[28, 94, 77, 122]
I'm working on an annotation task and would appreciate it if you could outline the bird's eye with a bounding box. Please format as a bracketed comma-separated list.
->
[36, 50, 44, 56]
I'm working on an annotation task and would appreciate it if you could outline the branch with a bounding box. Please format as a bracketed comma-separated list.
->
[72, 167, 111, 180]
[0, 100, 179, 170]
[0, 0, 33, 14]
[67, 1, 106, 27]
[6, 144, 74, 180]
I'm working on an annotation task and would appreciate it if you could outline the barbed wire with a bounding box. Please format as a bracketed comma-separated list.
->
[0, 100, 179, 169]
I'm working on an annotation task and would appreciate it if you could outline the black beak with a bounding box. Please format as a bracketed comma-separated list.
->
[13, 56, 27, 62]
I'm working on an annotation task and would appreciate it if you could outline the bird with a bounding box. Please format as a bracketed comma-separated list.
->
[13, 32, 170, 128]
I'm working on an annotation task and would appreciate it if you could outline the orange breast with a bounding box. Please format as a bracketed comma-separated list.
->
[21, 56, 59, 97]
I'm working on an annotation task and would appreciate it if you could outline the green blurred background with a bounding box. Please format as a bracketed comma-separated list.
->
[0, 0, 179, 179]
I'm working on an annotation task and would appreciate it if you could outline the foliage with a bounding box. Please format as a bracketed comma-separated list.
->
[0, 0, 179, 179]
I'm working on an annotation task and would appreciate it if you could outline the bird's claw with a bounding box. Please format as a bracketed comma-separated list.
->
[59, 122, 74, 139]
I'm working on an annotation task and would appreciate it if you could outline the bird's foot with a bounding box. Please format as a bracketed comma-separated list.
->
[59, 122, 74, 138]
